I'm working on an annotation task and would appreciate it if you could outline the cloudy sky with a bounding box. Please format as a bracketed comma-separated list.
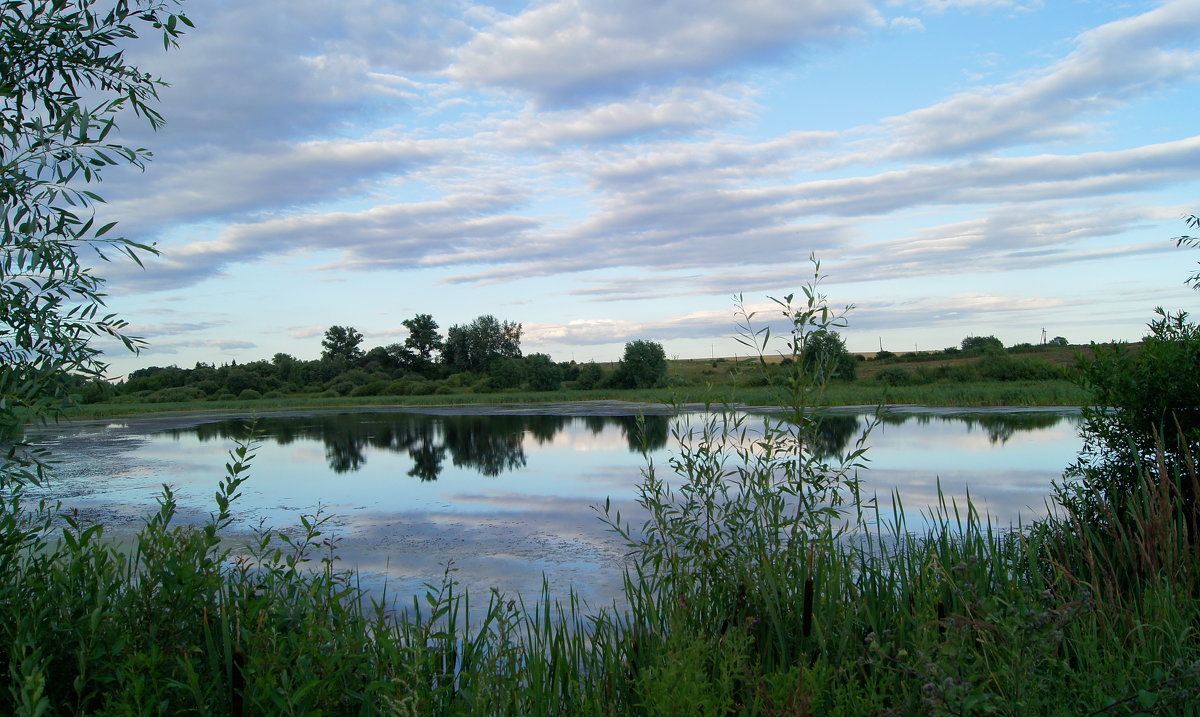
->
[93, 0, 1200, 374]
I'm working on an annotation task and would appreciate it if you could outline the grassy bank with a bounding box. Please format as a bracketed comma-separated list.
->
[63, 343, 1092, 419]
[60, 378, 1087, 420]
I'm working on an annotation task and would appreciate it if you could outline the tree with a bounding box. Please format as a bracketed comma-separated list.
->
[1058, 308, 1200, 533]
[443, 315, 521, 374]
[803, 330, 856, 381]
[1048, 336, 1069, 347]
[613, 340, 667, 389]
[402, 313, 443, 371]
[576, 361, 605, 389]
[960, 335, 1004, 353]
[2, 0, 190, 480]
[525, 353, 563, 391]
[320, 325, 364, 365]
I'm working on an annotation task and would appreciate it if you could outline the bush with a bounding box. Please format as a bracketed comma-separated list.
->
[349, 380, 390, 397]
[576, 362, 604, 390]
[960, 335, 1004, 353]
[1058, 308, 1200, 532]
[613, 340, 667, 389]
[145, 386, 205, 404]
[408, 381, 437, 396]
[383, 380, 410, 396]
[490, 358, 527, 390]
[875, 367, 913, 386]
[237, 389, 262, 401]
[976, 354, 1064, 382]
[526, 353, 563, 391]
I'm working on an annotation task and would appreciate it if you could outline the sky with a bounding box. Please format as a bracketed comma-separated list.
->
[90, 0, 1200, 375]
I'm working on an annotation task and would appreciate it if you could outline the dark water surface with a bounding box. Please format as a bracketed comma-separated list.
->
[25, 403, 1082, 607]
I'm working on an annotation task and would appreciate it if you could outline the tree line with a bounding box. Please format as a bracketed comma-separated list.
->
[90, 314, 672, 403]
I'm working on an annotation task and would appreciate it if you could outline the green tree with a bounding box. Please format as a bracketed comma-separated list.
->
[488, 356, 527, 390]
[613, 340, 667, 389]
[1, 0, 191, 460]
[526, 353, 563, 391]
[443, 315, 521, 374]
[402, 313, 443, 371]
[803, 330, 856, 381]
[320, 325, 364, 365]
[960, 335, 1004, 353]
[576, 361, 604, 389]
[1058, 308, 1200, 532]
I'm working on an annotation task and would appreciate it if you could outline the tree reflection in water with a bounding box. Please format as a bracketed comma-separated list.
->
[872, 411, 1074, 445]
[165, 410, 1074, 481]
[165, 412, 671, 480]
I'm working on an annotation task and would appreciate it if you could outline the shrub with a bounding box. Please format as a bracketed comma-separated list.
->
[576, 362, 604, 390]
[490, 358, 527, 390]
[1058, 308, 1200, 530]
[349, 380, 390, 397]
[526, 353, 563, 391]
[875, 366, 913, 386]
[408, 381, 437, 396]
[976, 354, 1064, 382]
[145, 386, 205, 404]
[237, 389, 262, 401]
[960, 335, 1004, 353]
[383, 380, 410, 396]
[193, 380, 221, 396]
[613, 340, 667, 389]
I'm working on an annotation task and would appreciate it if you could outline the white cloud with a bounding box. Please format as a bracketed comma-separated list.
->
[889, 16, 925, 31]
[108, 188, 538, 292]
[445, 136, 1200, 286]
[488, 84, 755, 149]
[876, 0, 1200, 157]
[896, 0, 1039, 12]
[449, 0, 880, 105]
[102, 138, 447, 240]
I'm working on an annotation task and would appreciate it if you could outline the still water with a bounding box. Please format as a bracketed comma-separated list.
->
[25, 403, 1082, 606]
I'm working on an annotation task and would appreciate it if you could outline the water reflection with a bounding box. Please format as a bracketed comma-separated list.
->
[872, 410, 1074, 445]
[165, 413, 672, 480]
[160, 410, 1074, 480]
[25, 406, 1085, 608]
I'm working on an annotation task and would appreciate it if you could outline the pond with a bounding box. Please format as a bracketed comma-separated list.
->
[22, 402, 1083, 608]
